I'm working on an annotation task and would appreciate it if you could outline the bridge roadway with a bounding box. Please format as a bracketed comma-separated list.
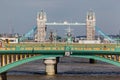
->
[0, 43, 119, 56]
[0, 43, 120, 80]
[0, 45, 118, 54]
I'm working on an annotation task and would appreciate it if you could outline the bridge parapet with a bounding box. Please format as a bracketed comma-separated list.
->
[0, 46, 116, 51]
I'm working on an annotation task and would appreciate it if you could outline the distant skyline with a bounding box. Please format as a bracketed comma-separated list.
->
[0, 0, 120, 37]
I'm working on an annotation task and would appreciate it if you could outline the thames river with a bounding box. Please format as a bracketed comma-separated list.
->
[7, 57, 120, 80]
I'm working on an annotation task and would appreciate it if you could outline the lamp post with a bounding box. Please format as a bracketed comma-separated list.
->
[53, 31, 57, 47]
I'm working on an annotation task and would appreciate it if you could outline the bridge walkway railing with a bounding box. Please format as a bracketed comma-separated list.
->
[0, 46, 117, 51]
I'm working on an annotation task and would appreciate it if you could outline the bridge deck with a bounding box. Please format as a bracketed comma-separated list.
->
[0, 44, 120, 55]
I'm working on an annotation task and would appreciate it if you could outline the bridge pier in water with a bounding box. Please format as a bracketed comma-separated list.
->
[89, 59, 96, 64]
[44, 57, 59, 75]
[0, 72, 7, 80]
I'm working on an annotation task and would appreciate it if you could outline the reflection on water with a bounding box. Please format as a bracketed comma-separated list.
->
[7, 57, 120, 80]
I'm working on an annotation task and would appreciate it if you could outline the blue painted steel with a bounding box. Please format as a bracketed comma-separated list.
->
[96, 27, 116, 42]
[45, 22, 86, 26]
[19, 26, 37, 42]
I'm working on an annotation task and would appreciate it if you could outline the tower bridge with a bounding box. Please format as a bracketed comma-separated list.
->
[18, 10, 115, 43]
[34, 10, 96, 42]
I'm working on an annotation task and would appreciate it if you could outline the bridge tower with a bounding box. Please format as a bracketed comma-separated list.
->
[86, 10, 96, 40]
[35, 10, 47, 42]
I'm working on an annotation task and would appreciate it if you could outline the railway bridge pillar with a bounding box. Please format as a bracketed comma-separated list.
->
[89, 58, 96, 64]
[0, 72, 7, 80]
[44, 57, 59, 75]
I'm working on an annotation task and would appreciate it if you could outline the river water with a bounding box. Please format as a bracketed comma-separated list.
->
[7, 57, 120, 80]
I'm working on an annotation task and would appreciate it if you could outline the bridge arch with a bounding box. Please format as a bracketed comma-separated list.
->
[71, 55, 120, 67]
[0, 55, 62, 74]
[1, 55, 120, 74]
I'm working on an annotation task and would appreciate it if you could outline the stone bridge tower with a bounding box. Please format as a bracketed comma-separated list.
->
[86, 10, 96, 40]
[35, 10, 47, 42]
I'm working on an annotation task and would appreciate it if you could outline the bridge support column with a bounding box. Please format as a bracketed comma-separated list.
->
[89, 59, 96, 64]
[0, 72, 7, 80]
[44, 58, 58, 75]
[54, 57, 59, 74]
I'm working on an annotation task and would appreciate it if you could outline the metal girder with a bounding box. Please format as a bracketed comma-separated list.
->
[1, 55, 120, 74]
[0, 55, 63, 74]
[0, 50, 120, 55]
[45, 22, 86, 26]
[71, 55, 120, 67]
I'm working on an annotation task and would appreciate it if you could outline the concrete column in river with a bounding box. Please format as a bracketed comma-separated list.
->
[44, 57, 59, 75]
[89, 58, 96, 64]
[0, 72, 7, 80]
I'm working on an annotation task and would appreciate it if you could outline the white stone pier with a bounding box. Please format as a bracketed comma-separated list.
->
[44, 58, 58, 75]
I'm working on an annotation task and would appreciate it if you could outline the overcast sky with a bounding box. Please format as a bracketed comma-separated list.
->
[0, 0, 120, 36]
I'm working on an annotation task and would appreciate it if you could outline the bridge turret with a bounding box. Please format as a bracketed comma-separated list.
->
[37, 10, 47, 21]
[86, 10, 96, 40]
[35, 10, 47, 42]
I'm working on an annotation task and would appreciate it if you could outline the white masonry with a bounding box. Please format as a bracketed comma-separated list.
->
[86, 10, 96, 40]
[35, 10, 47, 42]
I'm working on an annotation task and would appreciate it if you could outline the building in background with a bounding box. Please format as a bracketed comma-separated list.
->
[86, 10, 96, 40]
[35, 10, 47, 42]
